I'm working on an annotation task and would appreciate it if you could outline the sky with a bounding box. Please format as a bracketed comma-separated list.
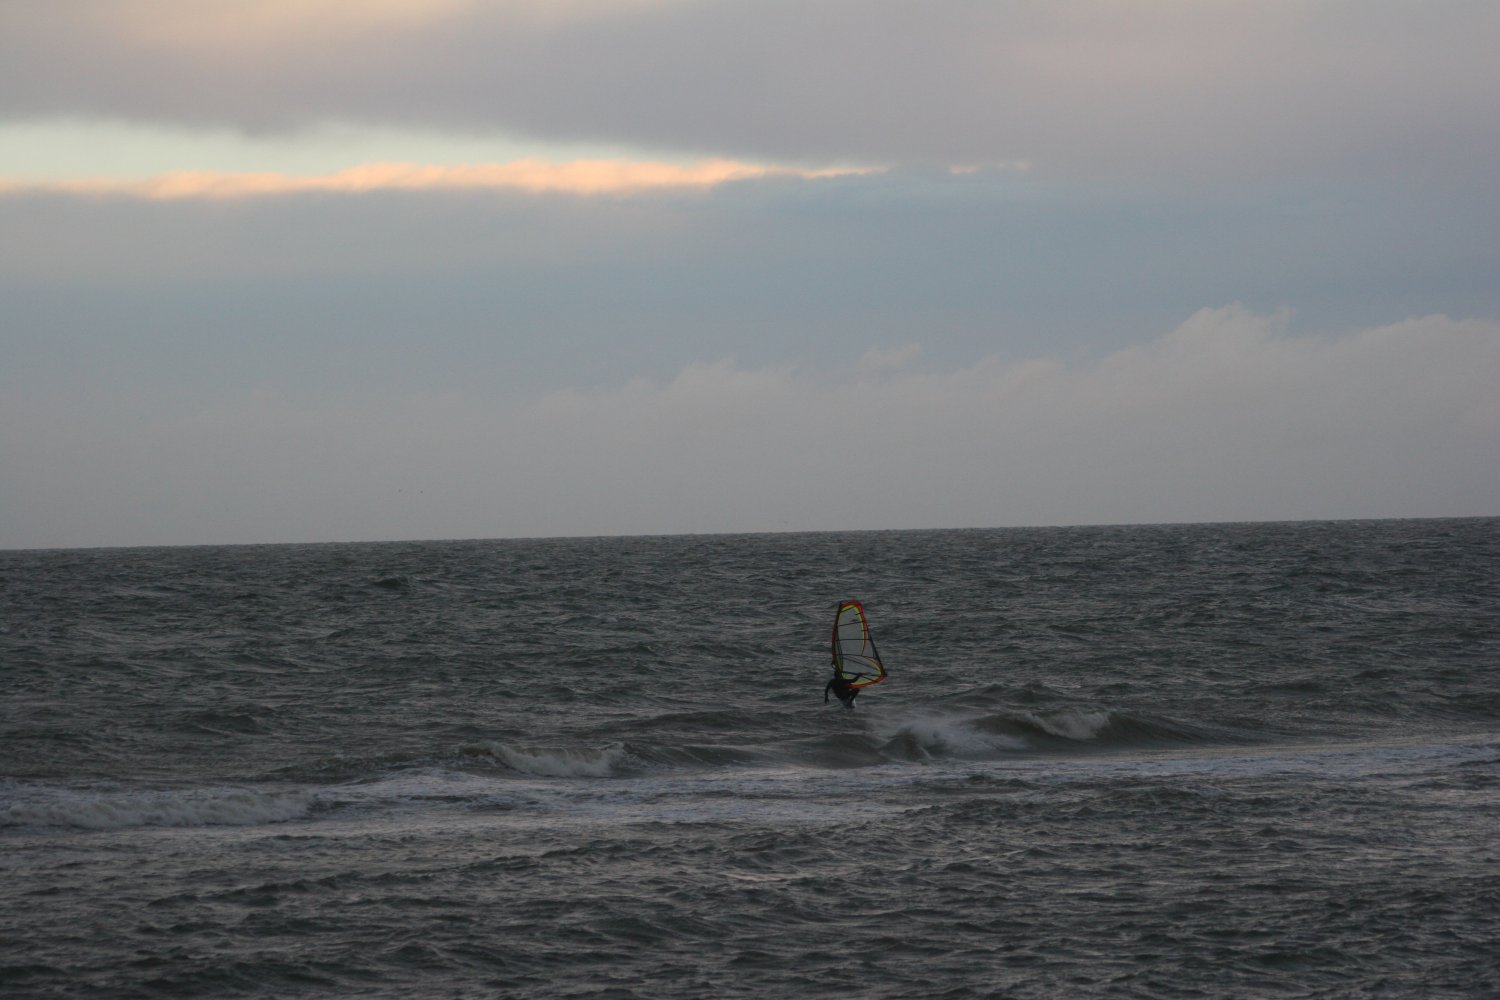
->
[2, 0, 1497, 548]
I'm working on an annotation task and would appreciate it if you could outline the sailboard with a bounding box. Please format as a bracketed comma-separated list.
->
[831, 600, 888, 688]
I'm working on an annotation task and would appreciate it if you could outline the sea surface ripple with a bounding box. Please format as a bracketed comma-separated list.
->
[2, 519, 1498, 997]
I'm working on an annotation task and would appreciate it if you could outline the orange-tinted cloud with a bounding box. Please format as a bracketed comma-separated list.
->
[105, 0, 677, 49]
[0, 159, 875, 200]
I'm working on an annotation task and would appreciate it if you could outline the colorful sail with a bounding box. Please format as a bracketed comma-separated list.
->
[831, 600, 888, 688]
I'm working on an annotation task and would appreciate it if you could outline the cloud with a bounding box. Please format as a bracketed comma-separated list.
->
[100, 0, 681, 47]
[4, 167, 1496, 405]
[856, 344, 921, 377]
[3, 1, 1496, 185]
[0, 159, 872, 199]
[4, 309, 1495, 547]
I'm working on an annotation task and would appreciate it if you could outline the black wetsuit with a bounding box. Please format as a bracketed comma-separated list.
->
[824, 674, 860, 710]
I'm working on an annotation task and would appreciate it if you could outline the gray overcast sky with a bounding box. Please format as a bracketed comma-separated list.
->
[2, 0, 1497, 548]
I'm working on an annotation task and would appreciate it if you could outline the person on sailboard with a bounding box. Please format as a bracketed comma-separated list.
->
[826, 600, 887, 711]
[824, 657, 864, 711]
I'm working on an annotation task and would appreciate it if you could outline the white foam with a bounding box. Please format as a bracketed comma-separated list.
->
[501, 766, 915, 829]
[874, 712, 1028, 759]
[320, 769, 507, 804]
[0, 783, 312, 831]
[481, 740, 629, 778]
[1021, 735, 1499, 786]
[1027, 708, 1112, 741]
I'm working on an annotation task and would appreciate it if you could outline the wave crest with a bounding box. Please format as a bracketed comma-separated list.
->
[866, 706, 1232, 762]
[476, 741, 630, 778]
[1021, 708, 1113, 742]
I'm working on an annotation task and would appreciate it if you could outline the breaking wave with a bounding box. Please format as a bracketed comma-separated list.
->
[868, 706, 1238, 763]
[473, 740, 631, 778]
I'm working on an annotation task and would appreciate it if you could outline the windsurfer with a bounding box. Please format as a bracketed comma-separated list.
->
[827, 600, 886, 710]
[824, 659, 862, 710]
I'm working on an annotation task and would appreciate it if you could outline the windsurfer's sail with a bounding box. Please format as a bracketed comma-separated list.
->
[831, 600, 888, 688]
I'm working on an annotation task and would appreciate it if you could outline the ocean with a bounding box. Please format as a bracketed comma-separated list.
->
[2, 519, 1497, 998]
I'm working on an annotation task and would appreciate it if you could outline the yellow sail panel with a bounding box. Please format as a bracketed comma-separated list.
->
[832, 600, 887, 687]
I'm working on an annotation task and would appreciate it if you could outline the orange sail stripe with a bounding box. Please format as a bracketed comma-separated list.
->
[831, 600, 888, 687]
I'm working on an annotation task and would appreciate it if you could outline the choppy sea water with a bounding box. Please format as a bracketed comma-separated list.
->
[2, 519, 1498, 998]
